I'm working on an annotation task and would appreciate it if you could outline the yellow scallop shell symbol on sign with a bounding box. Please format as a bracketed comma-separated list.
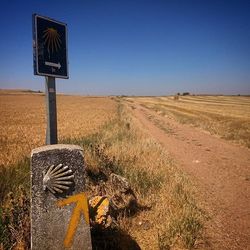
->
[43, 27, 62, 54]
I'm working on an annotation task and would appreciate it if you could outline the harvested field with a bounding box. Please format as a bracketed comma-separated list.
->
[126, 95, 250, 147]
[0, 91, 204, 250]
[1, 92, 249, 249]
[0, 91, 116, 166]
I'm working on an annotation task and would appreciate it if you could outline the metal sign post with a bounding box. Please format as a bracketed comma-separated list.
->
[33, 14, 69, 144]
[45, 76, 57, 144]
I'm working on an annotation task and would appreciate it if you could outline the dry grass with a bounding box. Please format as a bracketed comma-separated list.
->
[0, 91, 117, 249]
[0, 91, 117, 166]
[126, 95, 250, 147]
[0, 92, 204, 249]
[70, 100, 205, 249]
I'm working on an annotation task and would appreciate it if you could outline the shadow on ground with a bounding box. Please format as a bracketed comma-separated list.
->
[91, 227, 141, 250]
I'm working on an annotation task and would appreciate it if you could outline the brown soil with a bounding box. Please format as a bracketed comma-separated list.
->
[129, 102, 250, 250]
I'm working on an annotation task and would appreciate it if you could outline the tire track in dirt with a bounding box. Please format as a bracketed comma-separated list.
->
[129, 102, 250, 250]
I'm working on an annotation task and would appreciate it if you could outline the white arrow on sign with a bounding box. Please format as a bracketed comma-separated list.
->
[45, 61, 61, 69]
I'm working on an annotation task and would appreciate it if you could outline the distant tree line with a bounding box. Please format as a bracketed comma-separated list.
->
[176, 92, 190, 96]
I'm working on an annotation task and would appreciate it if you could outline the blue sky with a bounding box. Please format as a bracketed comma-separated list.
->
[0, 0, 249, 95]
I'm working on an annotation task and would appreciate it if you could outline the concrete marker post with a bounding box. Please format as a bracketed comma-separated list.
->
[31, 144, 92, 250]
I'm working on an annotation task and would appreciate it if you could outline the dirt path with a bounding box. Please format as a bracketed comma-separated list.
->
[128, 102, 250, 250]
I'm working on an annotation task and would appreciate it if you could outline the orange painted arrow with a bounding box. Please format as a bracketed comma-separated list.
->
[57, 193, 89, 248]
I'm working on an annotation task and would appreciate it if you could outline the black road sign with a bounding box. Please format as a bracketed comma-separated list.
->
[33, 14, 69, 78]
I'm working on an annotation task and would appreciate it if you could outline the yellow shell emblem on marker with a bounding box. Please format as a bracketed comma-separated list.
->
[43, 27, 62, 54]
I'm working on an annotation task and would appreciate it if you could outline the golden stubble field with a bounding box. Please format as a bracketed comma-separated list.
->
[127, 95, 250, 147]
[2, 91, 249, 249]
[0, 90, 204, 250]
[0, 91, 117, 166]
